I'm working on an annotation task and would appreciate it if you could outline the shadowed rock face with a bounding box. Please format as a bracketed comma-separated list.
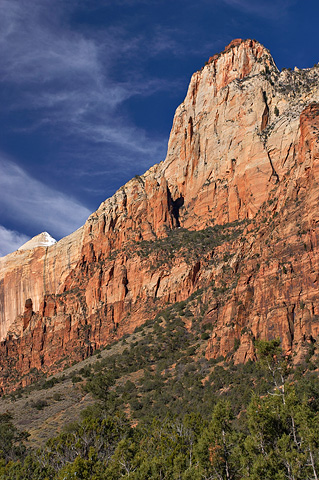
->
[1, 39, 319, 391]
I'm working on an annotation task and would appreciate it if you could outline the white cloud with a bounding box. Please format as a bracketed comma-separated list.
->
[0, 0, 181, 187]
[0, 226, 30, 257]
[0, 156, 91, 240]
[0, 0, 101, 78]
[0, 0, 187, 248]
[0, 0, 176, 132]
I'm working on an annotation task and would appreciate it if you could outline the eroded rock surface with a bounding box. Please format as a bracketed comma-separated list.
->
[1, 39, 319, 390]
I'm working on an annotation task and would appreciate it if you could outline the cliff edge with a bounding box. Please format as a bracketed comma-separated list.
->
[1, 39, 319, 390]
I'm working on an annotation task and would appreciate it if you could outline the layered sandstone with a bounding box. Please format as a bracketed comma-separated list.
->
[0, 228, 84, 341]
[206, 101, 319, 364]
[1, 39, 319, 390]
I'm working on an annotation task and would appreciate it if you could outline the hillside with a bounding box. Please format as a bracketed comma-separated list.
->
[0, 301, 318, 479]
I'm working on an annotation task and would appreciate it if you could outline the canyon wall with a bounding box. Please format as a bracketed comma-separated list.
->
[1, 39, 319, 390]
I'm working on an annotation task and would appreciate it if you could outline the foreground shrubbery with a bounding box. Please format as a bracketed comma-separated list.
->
[1, 340, 318, 479]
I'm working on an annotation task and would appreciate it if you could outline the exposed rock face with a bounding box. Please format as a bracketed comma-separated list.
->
[1, 38, 319, 390]
[0, 229, 83, 342]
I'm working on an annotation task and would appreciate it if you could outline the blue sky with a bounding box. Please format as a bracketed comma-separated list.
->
[1, 0, 319, 256]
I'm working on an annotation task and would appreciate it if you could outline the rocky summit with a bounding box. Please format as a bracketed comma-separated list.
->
[18, 232, 57, 252]
[1, 38, 319, 392]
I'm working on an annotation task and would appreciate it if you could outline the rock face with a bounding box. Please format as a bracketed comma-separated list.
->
[1, 39, 319, 390]
[0, 229, 83, 343]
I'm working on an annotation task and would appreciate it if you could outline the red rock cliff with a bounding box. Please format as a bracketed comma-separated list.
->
[1, 39, 319, 390]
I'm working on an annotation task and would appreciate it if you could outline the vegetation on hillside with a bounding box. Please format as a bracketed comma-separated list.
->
[134, 220, 246, 266]
[0, 305, 318, 480]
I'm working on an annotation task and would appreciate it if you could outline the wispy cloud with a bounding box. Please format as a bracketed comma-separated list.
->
[0, 0, 184, 241]
[0, 0, 176, 143]
[0, 226, 30, 257]
[0, 156, 91, 240]
[0, 0, 101, 82]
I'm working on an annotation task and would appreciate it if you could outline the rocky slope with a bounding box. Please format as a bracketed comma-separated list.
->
[1, 38, 319, 391]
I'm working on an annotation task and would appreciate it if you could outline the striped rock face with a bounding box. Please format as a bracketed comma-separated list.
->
[1, 39, 319, 391]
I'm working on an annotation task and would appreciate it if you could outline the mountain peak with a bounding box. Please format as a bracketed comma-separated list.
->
[209, 38, 266, 60]
[224, 38, 246, 51]
[205, 38, 277, 84]
[195, 38, 279, 93]
[18, 232, 56, 251]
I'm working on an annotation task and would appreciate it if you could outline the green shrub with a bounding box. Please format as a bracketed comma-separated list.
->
[201, 332, 210, 340]
[31, 399, 48, 410]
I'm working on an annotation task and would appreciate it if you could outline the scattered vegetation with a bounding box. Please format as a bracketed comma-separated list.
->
[135, 220, 247, 266]
[1, 307, 318, 480]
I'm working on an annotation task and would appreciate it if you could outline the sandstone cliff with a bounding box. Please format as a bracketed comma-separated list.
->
[1, 39, 319, 391]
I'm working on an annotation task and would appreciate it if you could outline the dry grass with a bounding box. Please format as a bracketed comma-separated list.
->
[0, 324, 153, 449]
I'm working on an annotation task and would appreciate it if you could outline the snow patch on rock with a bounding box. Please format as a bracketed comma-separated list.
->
[18, 232, 57, 251]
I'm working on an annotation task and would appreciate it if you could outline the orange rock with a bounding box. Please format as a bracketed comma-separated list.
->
[2, 39, 319, 391]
